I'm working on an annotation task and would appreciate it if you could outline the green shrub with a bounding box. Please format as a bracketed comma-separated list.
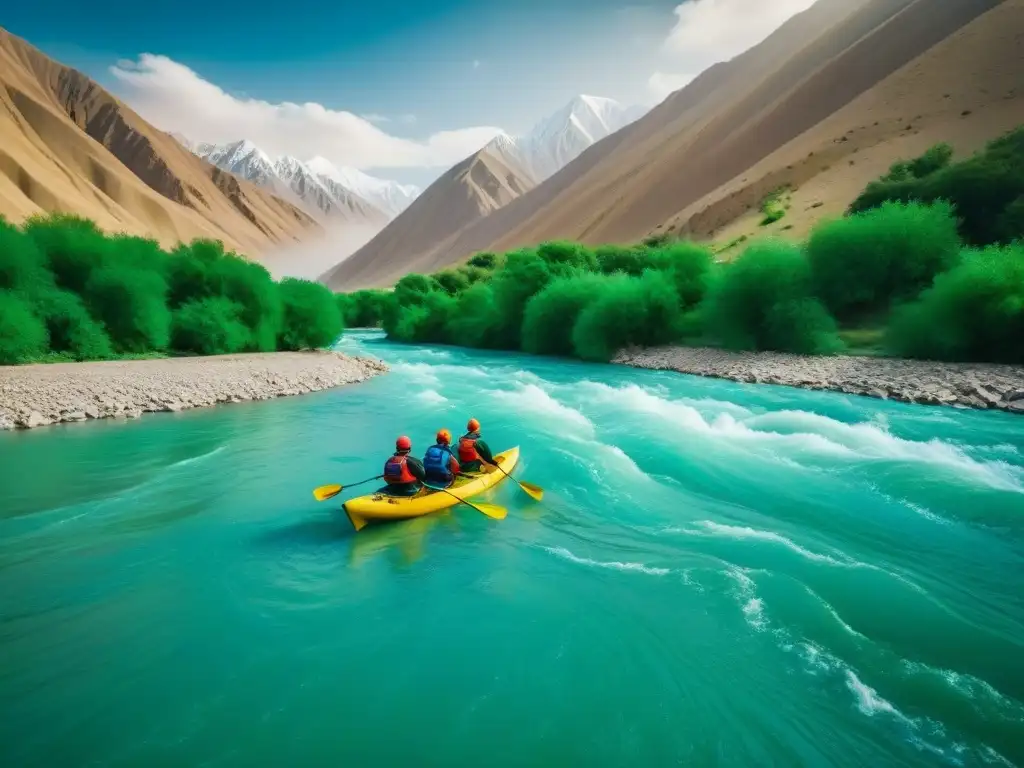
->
[807, 201, 962, 321]
[0, 292, 49, 364]
[648, 241, 714, 308]
[32, 290, 113, 360]
[886, 244, 1024, 363]
[210, 255, 280, 351]
[759, 187, 788, 226]
[595, 245, 648, 276]
[433, 268, 472, 295]
[84, 267, 171, 353]
[0, 220, 54, 295]
[997, 196, 1024, 244]
[488, 250, 553, 349]
[390, 290, 457, 344]
[172, 297, 251, 355]
[337, 289, 388, 327]
[536, 240, 599, 275]
[521, 274, 604, 357]
[467, 252, 498, 270]
[24, 214, 109, 294]
[277, 278, 343, 350]
[448, 283, 500, 349]
[704, 239, 842, 354]
[850, 128, 1024, 245]
[572, 272, 683, 362]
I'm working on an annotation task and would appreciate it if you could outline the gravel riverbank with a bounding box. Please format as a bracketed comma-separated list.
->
[613, 346, 1024, 414]
[0, 351, 389, 430]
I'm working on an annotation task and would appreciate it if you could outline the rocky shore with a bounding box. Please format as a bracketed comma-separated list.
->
[613, 346, 1024, 414]
[0, 351, 389, 430]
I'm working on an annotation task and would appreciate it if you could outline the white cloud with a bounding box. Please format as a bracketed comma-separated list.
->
[648, 0, 817, 100]
[110, 55, 503, 170]
[473, 59, 481, 69]
[360, 113, 391, 123]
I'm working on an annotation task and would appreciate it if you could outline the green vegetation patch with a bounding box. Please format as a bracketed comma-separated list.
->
[0, 213, 346, 365]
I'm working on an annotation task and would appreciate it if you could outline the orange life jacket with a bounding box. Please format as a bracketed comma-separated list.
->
[458, 434, 480, 463]
[383, 453, 416, 484]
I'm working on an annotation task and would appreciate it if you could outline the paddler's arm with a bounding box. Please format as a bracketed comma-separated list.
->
[476, 439, 496, 466]
[407, 456, 427, 481]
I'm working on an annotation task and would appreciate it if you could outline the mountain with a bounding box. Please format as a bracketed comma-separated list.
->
[0, 27, 320, 258]
[184, 141, 390, 229]
[488, 95, 647, 183]
[305, 157, 419, 218]
[322, 94, 644, 289]
[325, 0, 1021, 289]
[321, 146, 535, 289]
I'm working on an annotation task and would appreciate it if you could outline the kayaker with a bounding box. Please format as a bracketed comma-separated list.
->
[423, 429, 461, 487]
[458, 418, 496, 474]
[383, 436, 426, 496]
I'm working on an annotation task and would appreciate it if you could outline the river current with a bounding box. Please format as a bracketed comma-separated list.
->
[1, 331, 1022, 766]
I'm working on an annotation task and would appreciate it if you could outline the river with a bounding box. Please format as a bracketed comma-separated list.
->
[2, 330, 1023, 767]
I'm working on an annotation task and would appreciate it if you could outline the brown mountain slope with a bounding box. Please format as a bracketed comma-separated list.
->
[0, 28, 320, 257]
[323, 147, 534, 289]
[475, 0, 1005, 253]
[673, 0, 1024, 246]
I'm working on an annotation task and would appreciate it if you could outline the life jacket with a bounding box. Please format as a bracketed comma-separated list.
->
[424, 444, 455, 478]
[383, 453, 416, 485]
[458, 433, 480, 463]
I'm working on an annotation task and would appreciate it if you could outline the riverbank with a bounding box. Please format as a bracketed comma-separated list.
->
[0, 351, 389, 430]
[613, 346, 1024, 414]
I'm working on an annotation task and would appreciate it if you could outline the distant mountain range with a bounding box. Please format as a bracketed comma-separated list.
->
[171, 135, 419, 227]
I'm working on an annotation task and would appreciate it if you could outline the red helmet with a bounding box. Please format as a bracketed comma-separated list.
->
[467, 418, 480, 432]
[436, 428, 452, 445]
[395, 435, 412, 451]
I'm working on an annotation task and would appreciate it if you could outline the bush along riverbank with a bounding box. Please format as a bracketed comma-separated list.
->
[333, 127, 1024, 411]
[0, 213, 346, 365]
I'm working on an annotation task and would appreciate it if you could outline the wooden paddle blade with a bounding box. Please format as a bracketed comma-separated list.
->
[313, 484, 343, 501]
[518, 481, 544, 501]
[472, 502, 508, 520]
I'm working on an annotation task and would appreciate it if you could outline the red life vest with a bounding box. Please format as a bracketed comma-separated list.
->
[383, 453, 416, 484]
[458, 434, 480, 463]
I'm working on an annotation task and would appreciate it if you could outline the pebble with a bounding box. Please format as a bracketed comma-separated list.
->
[1, 351, 389, 431]
[613, 346, 1024, 416]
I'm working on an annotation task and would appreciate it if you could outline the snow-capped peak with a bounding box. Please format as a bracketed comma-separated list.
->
[486, 95, 648, 183]
[306, 156, 419, 217]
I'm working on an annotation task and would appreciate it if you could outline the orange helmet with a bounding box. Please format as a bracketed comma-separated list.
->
[436, 428, 452, 445]
[467, 418, 480, 432]
[396, 435, 412, 452]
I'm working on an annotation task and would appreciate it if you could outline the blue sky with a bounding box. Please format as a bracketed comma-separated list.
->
[4, 0, 815, 186]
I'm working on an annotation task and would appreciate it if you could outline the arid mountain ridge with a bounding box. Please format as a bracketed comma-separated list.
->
[0, 27, 320, 258]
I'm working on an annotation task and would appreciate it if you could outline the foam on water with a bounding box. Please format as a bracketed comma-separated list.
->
[673, 520, 852, 567]
[542, 546, 670, 576]
[489, 383, 596, 438]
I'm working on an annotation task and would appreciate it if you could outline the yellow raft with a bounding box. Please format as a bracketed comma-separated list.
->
[342, 447, 520, 532]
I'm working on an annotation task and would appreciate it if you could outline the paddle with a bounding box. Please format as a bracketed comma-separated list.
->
[489, 460, 544, 502]
[426, 483, 508, 521]
[313, 475, 383, 502]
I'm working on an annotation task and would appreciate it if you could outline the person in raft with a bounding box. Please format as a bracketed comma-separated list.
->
[422, 429, 461, 487]
[383, 435, 426, 496]
[457, 418, 496, 474]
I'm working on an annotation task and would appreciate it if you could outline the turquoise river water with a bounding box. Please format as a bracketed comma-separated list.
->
[2, 331, 1023, 767]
